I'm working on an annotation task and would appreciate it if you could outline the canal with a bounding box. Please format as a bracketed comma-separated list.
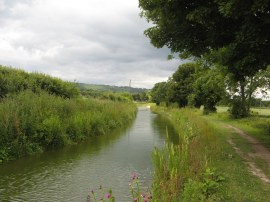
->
[0, 107, 178, 201]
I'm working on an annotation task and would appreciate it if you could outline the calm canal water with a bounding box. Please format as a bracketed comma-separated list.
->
[0, 107, 178, 202]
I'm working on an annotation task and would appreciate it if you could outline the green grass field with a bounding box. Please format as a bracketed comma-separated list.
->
[210, 107, 270, 149]
[217, 106, 270, 116]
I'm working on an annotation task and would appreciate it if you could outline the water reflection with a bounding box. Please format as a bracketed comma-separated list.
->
[151, 113, 179, 145]
[0, 107, 177, 202]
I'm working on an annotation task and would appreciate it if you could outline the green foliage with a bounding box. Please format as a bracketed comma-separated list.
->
[150, 63, 199, 107]
[150, 82, 169, 105]
[151, 59, 269, 118]
[132, 91, 150, 102]
[81, 89, 133, 102]
[191, 68, 226, 113]
[230, 97, 249, 118]
[152, 106, 270, 201]
[139, 0, 269, 77]
[182, 168, 225, 202]
[0, 65, 79, 98]
[0, 90, 136, 162]
[140, 0, 270, 118]
[169, 63, 196, 107]
[151, 107, 221, 201]
[150, 62, 227, 114]
[78, 83, 148, 94]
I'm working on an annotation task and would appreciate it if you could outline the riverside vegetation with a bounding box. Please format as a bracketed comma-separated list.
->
[0, 66, 137, 163]
[150, 106, 270, 201]
[139, 0, 270, 200]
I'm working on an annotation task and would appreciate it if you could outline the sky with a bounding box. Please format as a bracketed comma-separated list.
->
[0, 0, 183, 88]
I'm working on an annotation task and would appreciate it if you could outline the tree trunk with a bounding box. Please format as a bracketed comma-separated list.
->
[246, 76, 254, 112]
[239, 80, 249, 117]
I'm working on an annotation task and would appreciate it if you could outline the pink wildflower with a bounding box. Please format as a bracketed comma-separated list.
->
[105, 193, 111, 199]
[131, 172, 138, 180]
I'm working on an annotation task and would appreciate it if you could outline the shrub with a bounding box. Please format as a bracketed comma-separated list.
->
[230, 98, 249, 118]
[0, 65, 79, 99]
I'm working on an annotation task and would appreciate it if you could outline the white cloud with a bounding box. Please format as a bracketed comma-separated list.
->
[0, 0, 5, 10]
[0, 0, 183, 88]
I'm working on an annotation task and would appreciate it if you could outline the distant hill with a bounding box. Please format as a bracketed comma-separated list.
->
[78, 83, 149, 93]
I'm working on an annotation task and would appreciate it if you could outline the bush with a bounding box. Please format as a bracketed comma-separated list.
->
[0, 65, 79, 99]
[230, 98, 249, 119]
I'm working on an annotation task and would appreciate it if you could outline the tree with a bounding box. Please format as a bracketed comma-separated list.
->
[151, 82, 169, 105]
[190, 68, 225, 113]
[139, 0, 269, 72]
[139, 0, 270, 116]
[225, 66, 270, 113]
[168, 63, 196, 107]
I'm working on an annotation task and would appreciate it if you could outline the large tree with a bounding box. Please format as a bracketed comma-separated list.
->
[139, 0, 269, 72]
[139, 0, 270, 116]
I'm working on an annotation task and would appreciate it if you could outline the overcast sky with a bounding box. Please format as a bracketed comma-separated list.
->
[0, 0, 183, 88]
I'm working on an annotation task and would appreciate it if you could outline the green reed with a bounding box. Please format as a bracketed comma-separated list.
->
[151, 106, 223, 201]
[0, 90, 136, 163]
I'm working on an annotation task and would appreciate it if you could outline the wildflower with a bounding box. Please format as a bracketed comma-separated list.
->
[131, 172, 138, 180]
[105, 193, 111, 199]
[133, 198, 138, 202]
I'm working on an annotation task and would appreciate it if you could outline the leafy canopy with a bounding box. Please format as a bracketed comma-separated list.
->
[139, 0, 270, 78]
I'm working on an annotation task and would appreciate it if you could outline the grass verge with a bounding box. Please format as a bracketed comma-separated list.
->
[210, 108, 270, 149]
[151, 106, 270, 201]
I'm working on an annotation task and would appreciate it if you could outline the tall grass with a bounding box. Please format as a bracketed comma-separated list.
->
[0, 90, 136, 163]
[151, 106, 223, 201]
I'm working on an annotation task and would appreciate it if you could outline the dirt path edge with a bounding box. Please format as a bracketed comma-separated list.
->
[226, 125, 270, 183]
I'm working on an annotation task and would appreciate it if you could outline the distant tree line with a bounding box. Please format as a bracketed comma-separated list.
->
[80, 87, 151, 103]
[78, 83, 148, 94]
[81, 89, 134, 102]
[151, 62, 270, 117]
[131, 91, 150, 102]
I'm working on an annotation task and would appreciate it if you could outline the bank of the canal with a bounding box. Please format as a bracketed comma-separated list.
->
[0, 107, 178, 201]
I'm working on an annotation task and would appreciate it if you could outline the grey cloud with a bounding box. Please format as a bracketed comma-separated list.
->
[0, 0, 183, 88]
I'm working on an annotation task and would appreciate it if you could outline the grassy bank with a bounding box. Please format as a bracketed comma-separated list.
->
[0, 90, 136, 163]
[215, 107, 270, 149]
[151, 106, 270, 201]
